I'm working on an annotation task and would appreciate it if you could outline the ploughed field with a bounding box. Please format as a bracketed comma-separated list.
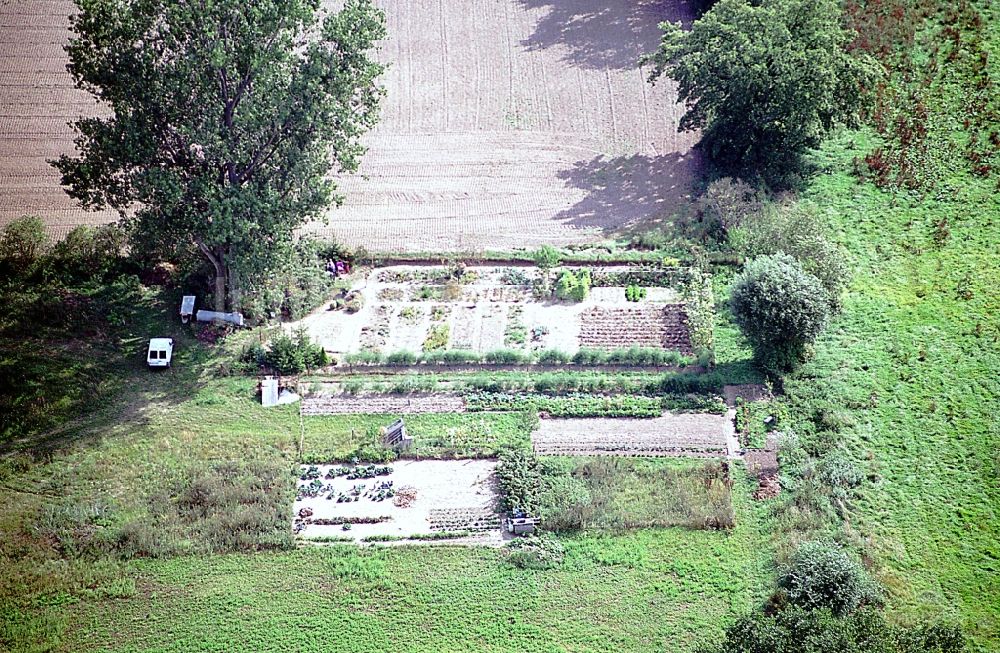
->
[311, 0, 700, 250]
[0, 0, 699, 249]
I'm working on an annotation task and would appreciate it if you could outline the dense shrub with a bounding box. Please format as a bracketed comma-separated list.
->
[465, 392, 663, 418]
[385, 350, 418, 365]
[691, 177, 763, 243]
[239, 238, 336, 322]
[484, 349, 528, 364]
[712, 607, 964, 653]
[778, 541, 881, 616]
[507, 533, 566, 570]
[46, 224, 126, 283]
[730, 253, 831, 371]
[264, 327, 327, 374]
[496, 447, 547, 514]
[554, 269, 590, 301]
[625, 284, 647, 302]
[730, 203, 849, 311]
[0, 215, 48, 280]
[531, 245, 562, 270]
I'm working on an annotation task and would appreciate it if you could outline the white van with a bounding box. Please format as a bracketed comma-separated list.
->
[147, 338, 174, 368]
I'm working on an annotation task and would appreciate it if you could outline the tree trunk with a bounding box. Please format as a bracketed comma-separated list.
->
[213, 270, 226, 313]
[195, 238, 229, 312]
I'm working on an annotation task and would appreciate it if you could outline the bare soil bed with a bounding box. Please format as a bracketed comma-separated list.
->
[291, 265, 688, 355]
[531, 413, 728, 457]
[579, 305, 692, 353]
[294, 459, 504, 544]
[301, 393, 466, 415]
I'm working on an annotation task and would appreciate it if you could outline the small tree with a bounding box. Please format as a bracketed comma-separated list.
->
[730, 253, 830, 370]
[646, 0, 878, 184]
[531, 245, 563, 271]
[778, 541, 880, 616]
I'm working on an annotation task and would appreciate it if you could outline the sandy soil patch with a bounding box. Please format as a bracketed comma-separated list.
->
[532, 413, 728, 457]
[294, 459, 504, 543]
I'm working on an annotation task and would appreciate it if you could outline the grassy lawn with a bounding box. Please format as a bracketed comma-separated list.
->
[36, 467, 771, 653]
[775, 130, 1000, 650]
[301, 411, 536, 461]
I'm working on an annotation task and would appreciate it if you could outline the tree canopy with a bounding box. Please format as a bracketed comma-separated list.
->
[55, 0, 386, 310]
[646, 0, 877, 184]
[730, 252, 831, 370]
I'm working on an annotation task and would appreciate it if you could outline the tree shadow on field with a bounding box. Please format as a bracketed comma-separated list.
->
[517, 0, 697, 71]
[554, 151, 702, 233]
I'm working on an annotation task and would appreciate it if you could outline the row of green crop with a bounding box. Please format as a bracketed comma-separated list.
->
[341, 346, 703, 367]
[330, 370, 731, 402]
[465, 392, 664, 417]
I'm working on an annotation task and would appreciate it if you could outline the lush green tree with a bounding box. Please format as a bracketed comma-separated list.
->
[714, 607, 965, 653]
[730, 203, 849, 311]
[55, 0, 386, 310]
[730, 253, 830, 370]
[646, 0, 877, 183]
[778, 541, 880, 616]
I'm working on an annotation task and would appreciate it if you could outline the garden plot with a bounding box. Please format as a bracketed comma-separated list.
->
[532, 413, 728, 457]
[290, 265, 690, 356]
[294, 460, 503, 544]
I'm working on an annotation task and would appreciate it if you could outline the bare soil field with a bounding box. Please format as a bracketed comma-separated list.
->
[531, 413, 728, 457]
[294, 460, 504, 544]
[309, 0, 700, 251]
[0, 0, 698, 248]
[0, 1, 116, 236]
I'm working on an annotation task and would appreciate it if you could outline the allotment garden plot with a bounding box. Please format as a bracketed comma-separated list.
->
[291, 265, 693, 356]
[295, 459, 504, 544]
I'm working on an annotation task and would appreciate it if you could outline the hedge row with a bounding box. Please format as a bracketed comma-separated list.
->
[341, 346, 696, 368]
[465, 392, 663, 418]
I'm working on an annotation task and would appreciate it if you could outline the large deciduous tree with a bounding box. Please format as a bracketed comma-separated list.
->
[55, 0, 386, 310]
[646, 0, 877, 184]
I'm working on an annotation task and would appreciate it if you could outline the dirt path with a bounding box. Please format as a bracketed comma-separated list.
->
[531, 412, 728, 457]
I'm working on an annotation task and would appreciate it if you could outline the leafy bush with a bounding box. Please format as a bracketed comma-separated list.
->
[46, 224, 126, 283]
[239, 238, 337, 322]
[500, 267, 531, 285]
[730, 203, 849, 311]
[264, 327, 326, 374]
[422, 324, 449, 351]
[496, 447, 547, 514]
[465, 392, 663, 418]
[818, 451, 864, 493]
[531, 245, 562, 270]
[0, 215, 48, 280]
[507, 533, 566, 570]
[422, 349, 480, 364]
[711, 607, 964, 653]
[625, 284, 647, 302]
[778, 541, 881, 616]
[343, 350, 384, 365]
[385, 350, 418, 365]
[485, 349, 528, 364]
[536, 349, 571, 364]
[730, 253, 832, 371]
[554, 269, 590, 301]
